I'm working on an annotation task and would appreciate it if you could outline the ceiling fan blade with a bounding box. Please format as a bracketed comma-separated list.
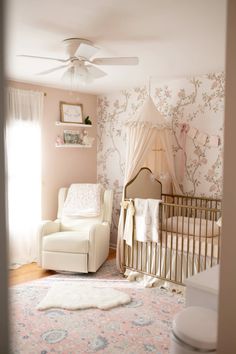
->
[75, 42, 99, 60]
[86, 65, 107, 79]
[92, 57, 139, 66]
[37, 64, 68, 75]
[17, 54, 69, 63]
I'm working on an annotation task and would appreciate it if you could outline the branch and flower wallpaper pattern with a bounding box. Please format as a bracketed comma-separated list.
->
[97, 72, 224, 245]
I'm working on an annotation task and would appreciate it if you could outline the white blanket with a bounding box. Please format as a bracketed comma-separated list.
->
[123, 200, 135, 247]
[62, 183, 103, 217]
[134, 198, 161, 242]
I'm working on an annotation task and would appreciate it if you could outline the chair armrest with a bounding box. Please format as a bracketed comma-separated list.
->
[88, 222, 110, 271]
[89, 222, 110, 242]
[39, 220, 61, 236]
[37, 220, 61, 266]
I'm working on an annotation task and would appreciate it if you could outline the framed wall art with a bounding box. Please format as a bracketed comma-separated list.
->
[60, 102, 83, 124]
[63, 130, 83, 144]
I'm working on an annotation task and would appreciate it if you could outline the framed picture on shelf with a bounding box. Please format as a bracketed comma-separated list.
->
[60, 102, 83, 124]
[63, 130, 83, 145]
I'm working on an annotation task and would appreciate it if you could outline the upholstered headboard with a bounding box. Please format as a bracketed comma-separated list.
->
[124, 167, 162, 200]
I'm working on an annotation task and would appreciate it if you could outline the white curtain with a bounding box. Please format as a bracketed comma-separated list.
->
[116, 96, 182, 271]
[6, 87, 44, 267]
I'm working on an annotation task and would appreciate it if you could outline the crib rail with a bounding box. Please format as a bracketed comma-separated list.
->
[162, 194, 221, 218]
[123, 196, 221, 286]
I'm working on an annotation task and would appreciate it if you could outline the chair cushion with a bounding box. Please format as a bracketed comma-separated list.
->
[60, 219, 101, 232]
[43, 231, 89, 254]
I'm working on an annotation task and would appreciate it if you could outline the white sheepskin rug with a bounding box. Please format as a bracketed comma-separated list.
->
[37, 282, 131, 311]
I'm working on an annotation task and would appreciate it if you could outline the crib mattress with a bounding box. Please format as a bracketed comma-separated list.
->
[162, 216, 220, 238]
[160, 231, 220, 259]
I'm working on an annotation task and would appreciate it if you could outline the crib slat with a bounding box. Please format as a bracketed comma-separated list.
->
[180, 209, 185, 284]
[175, 206, 179, 282]
[210, 210, 214, 267]
[198, 208, 202, 273]
[204, 210, 209, 270]
[186, 206, 190, 279]
[169, 204, 174, 281]
[164, 203, 168, 278]
[192, 208, 196, 277]
[149, 241, 152, 275]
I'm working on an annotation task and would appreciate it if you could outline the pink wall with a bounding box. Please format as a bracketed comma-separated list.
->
[8, 81, 98, 220]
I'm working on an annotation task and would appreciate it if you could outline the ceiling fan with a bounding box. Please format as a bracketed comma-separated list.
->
[18, 38, 139, 85]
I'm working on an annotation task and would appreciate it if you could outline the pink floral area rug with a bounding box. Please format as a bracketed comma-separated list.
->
[10, 259, 184, 354]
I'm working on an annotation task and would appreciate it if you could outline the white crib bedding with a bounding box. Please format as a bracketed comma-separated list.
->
[125, 234, 220, 284]
[162, 216, 220, 238]
[160, 231, 219, 259]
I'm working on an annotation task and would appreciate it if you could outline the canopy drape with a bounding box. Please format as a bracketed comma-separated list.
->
[116, 96, 182, 272]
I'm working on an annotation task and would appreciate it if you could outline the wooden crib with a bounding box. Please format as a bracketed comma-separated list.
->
[122, 167, 221, 286]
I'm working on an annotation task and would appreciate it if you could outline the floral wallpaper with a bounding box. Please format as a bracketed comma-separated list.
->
[97, 72, 224, 246]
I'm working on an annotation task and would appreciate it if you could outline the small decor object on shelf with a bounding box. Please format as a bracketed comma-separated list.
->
[60, 102, 83, 124]
[63, 130, 83, 144]
[84, 116, 92, 125]
[56, 135, 64, 146]
[82, 130, 95, 146]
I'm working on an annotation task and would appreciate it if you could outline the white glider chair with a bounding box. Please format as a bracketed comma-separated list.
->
[38, 184, 113, 273]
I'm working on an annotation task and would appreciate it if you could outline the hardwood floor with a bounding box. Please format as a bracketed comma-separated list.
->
[9, 263, 55, 286]
[9, 248, 116, 286]
[107, 247, 116, 260]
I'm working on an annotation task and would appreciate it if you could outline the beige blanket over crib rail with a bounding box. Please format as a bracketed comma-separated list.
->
[123, 198, 161, 246]
[134, 198, 161, 243]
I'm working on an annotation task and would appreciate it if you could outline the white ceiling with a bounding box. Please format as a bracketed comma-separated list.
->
[5, 0, 227, 94]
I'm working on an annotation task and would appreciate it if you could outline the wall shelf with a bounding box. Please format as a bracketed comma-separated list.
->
[55, 121, 92, 128]
[55, 143, 92, 148]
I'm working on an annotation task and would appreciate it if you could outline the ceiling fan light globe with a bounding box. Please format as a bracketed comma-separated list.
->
[61, 62, 93, 87]
[74, 62, 87, 77]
